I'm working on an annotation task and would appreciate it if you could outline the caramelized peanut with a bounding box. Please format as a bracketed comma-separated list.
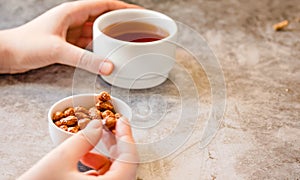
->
[61, 116, 78, 126]
[115, 113, 122, 119]
[75, 112, 89, 119]
[68, 126, 80, 133]
[52, 111, 64, 121]
[97, 91, 111, 101]
[102, 110, 115, 119]
[54, 120, 62, 127]
[103, 116, 117, 131]
[63, 107, 75, 117]
[74, 106, 89, 114]
[96, 101, 114, 111]
[59, 125, 68, 131]
[89, 107, 102, 119]
[273, 20, 289, 31]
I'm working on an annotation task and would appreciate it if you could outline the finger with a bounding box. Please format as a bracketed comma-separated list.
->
[66, 22, 92, 42]
[98, 160, 112, 175]
[101, 129, 117, 152]
[66, 23, 92, 48]
[57, 42, 114, 75]
[103, 118, 137, 161]
[75, 37, 92, 49]
[80, 152, 111, 173]
[102, 117, 139, 179]
[81, 22, 93, 38]
[114, 117, 138, 163]
[52, 120, 103, 168]
[58, 0, 142, 28]
[83, 169, 99, 176]
[115, 117, 134, 140]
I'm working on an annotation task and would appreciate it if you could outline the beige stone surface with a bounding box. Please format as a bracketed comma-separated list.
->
[0, 0, 299, 179]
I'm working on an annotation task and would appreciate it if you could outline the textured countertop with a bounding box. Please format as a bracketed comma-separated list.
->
[0, 0, 299, 179]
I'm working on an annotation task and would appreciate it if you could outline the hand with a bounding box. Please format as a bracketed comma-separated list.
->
[18, 118, 138, 180]
[0, 0, 140, 74]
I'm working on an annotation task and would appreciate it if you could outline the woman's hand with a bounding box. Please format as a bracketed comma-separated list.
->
[18, 118, 138, 180]
[0, 0, 140, 74]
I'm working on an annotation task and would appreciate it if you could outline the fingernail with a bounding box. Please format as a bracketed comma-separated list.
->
[85, 120, 101, 130]
[99, 61, 114, 75]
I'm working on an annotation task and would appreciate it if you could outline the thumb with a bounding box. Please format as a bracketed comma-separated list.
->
[53, 120, 103, 168]
[58, 43, 114, 75]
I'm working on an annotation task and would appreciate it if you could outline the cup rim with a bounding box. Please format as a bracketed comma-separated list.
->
[48, 93, 132, 135]
[93, 8, 178, 45]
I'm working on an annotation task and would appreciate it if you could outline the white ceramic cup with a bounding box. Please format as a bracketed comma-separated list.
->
[48, 94, 132, 153]
[93, 9, 177, 89]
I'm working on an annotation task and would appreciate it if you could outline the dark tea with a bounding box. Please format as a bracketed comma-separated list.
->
[102, 21, 169, 42]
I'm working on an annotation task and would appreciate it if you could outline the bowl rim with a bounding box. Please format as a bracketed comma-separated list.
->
[48, 93, 132, 135]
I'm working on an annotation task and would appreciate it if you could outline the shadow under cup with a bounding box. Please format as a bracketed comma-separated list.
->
[93, 9, 178, 89]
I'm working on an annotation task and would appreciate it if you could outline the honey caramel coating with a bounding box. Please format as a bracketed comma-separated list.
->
[96, 101, 114, 111]
[78, 118, 91, 130]
[52, 111, 64, 121]
[74, 106, 89, 114]
[68, 126, 80, 133]
[75, 112, 89, 119]
[97, 91, 111, 101]
[273, 20, 289, 31]
[63, 107, 75, 117]
[115, 113, 122, 119]
[103, 116, 117, 131]
[102, 110, 115, 119]
[61, 115, 78, 126]
[59, 125, 68, 131]
[54, 120, 62, 127]
[89, 107, 102, 119]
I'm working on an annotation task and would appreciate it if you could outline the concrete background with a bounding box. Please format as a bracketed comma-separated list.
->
[0, 0, 299, 179]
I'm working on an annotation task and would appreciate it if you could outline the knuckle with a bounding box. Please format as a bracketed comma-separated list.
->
[58, 2, 74, 11]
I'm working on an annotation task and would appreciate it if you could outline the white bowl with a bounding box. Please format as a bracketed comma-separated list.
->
[48, 94, 132, 149]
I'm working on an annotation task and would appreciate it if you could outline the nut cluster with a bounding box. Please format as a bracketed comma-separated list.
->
[52, 91, 121, 134]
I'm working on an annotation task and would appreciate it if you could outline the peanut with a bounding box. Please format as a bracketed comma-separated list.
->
[61, 116, 78, 126]
[68, 126, 80, 133]
[115, 113, 122, 119]
[59, 125, 68, 131]
[102, 110, 115, 119]
[63, 107, 75, 117]
[97, 91, 111, 101]
[273, 20, 289, 31]
[89, 107, 102, 119]
[52, 111, 64, 121]
[75, 112, 89, 119]
[96, 101, 114, 111]
[103, 116, 117, 131]
[74, 106, 89, 114]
